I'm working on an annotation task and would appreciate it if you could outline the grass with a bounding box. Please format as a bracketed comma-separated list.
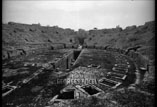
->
[109, 88, 154, 107]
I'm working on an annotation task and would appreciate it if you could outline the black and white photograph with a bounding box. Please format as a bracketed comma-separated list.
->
[2, 0, 155, 107]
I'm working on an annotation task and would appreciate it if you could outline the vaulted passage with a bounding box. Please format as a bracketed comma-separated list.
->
[73, 50, 81, 60]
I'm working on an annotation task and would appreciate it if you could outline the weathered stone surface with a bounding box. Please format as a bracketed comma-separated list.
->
[2, 21, 155, 61]
[2, 23, 78, 60]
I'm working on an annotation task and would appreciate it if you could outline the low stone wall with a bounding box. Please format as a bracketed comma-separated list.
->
[53, 50, 74, 71]
[2, 42, 153, 75]
[86, 45, 95, 49]
[2, 43, 79, 60]
[2, 49, 26, 60]
[50, 44, 65, 50]
[65, 44, 78, 49]
[84, 45, 152, 73]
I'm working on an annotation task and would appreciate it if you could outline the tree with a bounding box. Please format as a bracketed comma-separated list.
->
[116, 25, 120, 28]
[93, 27, 98, 30]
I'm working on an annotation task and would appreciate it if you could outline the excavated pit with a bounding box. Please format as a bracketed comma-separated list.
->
[57, 90, 75, 99]
[81, 85, 100, 95]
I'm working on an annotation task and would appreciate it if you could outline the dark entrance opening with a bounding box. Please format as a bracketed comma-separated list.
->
[82, 85, 100, 95]
[73, 50, 81, 60]
[50, 46, 54, 50]
[57, 90, 74, 99]
[66, 58, 69, 69]
[63, 44, 66, 48]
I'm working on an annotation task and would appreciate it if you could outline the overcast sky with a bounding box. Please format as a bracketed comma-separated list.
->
[3, 0, 154, 31]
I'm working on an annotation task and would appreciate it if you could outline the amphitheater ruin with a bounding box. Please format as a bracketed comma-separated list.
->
[2, 21, 155, 107]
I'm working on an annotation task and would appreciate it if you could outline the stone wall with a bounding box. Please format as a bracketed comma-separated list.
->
[53, 50, 74, 71]
[82, 45, 153, 74]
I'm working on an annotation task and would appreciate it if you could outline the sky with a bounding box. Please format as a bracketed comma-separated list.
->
[3, 0, 155, 31]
